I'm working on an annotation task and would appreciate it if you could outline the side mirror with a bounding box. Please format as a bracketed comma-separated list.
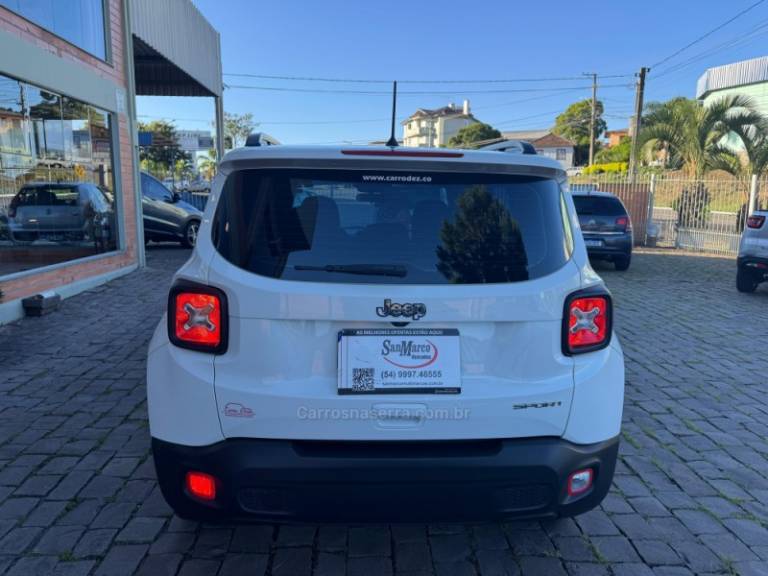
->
[171, 192, 181, 203]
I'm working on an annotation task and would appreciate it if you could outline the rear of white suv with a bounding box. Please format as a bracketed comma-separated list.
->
[737, 210, 768, 292]
[147, 145, 624, 523]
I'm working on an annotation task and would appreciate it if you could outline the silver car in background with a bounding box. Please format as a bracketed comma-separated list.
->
[7, 182, 115, 248]
[737, 210, 768, 292]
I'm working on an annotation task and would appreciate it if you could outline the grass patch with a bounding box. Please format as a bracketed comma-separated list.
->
[622, 430, 641, 449]
[58, 551, 75, 562]
[682, 419, 703, 434]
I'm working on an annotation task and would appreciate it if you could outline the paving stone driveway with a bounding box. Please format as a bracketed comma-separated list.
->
[1, 247, 767, 576]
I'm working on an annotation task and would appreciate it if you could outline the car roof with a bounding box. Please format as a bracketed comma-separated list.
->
[20, 182, 87, 188]
[220, 144, 565, 174]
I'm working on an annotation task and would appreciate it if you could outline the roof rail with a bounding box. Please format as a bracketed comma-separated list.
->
[476, 139, 537, 155]
[244, 132, 281, 147]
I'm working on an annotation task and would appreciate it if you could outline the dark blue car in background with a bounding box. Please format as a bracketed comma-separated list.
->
[572, 189, 633, 271]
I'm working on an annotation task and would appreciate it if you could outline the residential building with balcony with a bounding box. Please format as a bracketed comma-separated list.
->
[402, 100, 477, 147]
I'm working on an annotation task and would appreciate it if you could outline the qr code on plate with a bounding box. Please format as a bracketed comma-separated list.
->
[351, 367, 375, 391]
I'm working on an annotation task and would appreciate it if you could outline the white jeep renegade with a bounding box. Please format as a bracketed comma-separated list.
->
[147, 144, 624, 523]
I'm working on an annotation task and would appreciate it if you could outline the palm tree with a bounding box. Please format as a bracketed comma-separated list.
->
[198, 148, 217, 181]
[710, 120, 768, 180]
[640, 95, 763, 178]
[709, 120, 768, 229]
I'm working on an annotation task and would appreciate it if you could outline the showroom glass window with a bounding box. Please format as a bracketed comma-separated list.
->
[0, 0, 107, 60]
[0, 73, 118, 276]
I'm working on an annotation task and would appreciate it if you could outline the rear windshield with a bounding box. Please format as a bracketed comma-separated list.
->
[573, 195, 626, 216]
[16, 186, 80, 207]
[212, 169, 571, 285]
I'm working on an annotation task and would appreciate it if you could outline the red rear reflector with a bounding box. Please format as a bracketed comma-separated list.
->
[174, 292, 221, 347]
[565, 294, 611, 354]
[747, 215, 765, 229]
[186, 471, 216, 501]
[341, 149, 463, 158]
[567, 468, 594, 496]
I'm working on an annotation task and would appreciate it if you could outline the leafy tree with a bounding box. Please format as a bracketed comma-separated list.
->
[137, 120, 190, 177]
[639, 96, 761, 178]
[436, 186, 528, 283]
[553, 99, 606, 165]
[447, 123, 501, 148]
[595, 136, 631, 163]
[224, 112, 256, 149]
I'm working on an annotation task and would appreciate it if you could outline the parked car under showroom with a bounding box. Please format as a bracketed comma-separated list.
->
[6, 182, 115, 249]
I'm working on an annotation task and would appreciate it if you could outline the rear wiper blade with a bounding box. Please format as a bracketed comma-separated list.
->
[294, 264, 408, 277]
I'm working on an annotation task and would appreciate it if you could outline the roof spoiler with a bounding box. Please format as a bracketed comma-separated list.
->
[476, 140, 537, 155]
[245, 132, 281, 147]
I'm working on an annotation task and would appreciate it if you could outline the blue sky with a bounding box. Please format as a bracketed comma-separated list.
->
[137, 0, 768, 145]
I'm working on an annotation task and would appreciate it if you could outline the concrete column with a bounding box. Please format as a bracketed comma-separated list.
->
[122, 0, 145, 268]
[645, 173, 656, 246]
[214, 95, 225, 162]
[749, 173, 759, 216]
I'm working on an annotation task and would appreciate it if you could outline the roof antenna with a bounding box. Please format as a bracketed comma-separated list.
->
[385, 81, 399, 147]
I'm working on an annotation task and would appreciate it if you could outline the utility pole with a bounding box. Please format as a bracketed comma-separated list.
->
[628, 67, 649, 180]
[585, 73, 598, 166]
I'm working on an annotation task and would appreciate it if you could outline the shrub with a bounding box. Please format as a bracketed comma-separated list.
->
[582, 162, 628, 175]
[673, 183, 710, 228]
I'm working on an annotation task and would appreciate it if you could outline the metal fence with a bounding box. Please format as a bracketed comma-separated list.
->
[179, 191, 209, 211]
[569, 173, 768, 257]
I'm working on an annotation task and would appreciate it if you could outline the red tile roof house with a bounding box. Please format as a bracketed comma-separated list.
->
[474, 131, 576, 169]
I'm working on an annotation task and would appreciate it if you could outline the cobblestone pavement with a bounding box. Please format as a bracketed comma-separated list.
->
[1, 247, 767, 576]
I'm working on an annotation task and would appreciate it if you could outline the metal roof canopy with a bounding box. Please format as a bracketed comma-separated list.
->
[129, 0, 222, 98]
[696, 55, 768, 99]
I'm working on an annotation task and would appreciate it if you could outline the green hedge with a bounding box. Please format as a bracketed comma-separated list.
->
[582, 162, 628, 175]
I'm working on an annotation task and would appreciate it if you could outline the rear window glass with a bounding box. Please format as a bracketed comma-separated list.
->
[212, 169, 571, 285]
[16, 186, 80, 207]
[573, 195, 626, 216]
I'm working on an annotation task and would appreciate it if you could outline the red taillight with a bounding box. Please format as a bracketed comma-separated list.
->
[567, 468, 594, 497]
[168, 283, 228, 354]
[747, 215, 765, 229]
[615, 216, 629, 230]
[563, 292, 612, 355]
[185, 471, 216, 501]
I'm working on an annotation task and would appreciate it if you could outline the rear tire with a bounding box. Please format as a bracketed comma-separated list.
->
[182, 220, 200, 248]
[614, 253, 631, 271]
[737, 268, 758, 293]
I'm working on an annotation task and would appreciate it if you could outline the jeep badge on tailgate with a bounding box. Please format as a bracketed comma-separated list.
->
[376, 299, 427, 321]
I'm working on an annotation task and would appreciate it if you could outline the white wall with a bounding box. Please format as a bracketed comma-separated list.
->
[535, 146, 574, 169]
[436, 117, 476, 146]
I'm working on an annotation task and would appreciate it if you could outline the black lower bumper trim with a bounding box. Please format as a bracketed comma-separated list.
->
[152, 436, 619, 523]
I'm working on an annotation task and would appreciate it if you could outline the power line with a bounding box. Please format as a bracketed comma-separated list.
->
[224, 83, 633, 96]
[650, 0, 767, 69]
[653, 15, 768, 79]
[222, 72, 633, 84]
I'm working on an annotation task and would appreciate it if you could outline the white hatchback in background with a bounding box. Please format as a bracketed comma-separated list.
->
[737, 209, 768, 292]
[147, 144, 625, 523]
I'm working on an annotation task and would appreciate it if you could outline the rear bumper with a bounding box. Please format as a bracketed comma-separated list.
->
[583, 234, 632, 258]
[738, 255, 768, 275]
[152, 435, 619, 523]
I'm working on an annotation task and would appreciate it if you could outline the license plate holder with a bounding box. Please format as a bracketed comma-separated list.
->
[338, 328, 460, 395]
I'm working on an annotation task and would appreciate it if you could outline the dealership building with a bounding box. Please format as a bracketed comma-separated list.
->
[0, 0, 223, 323]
